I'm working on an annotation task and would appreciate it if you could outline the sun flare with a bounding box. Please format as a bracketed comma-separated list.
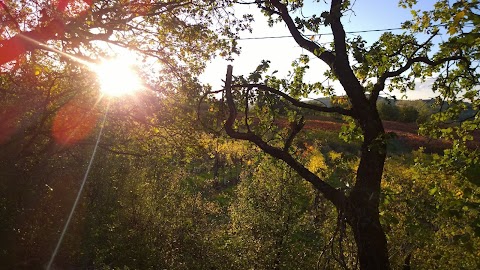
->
[95, 58, 142, 97]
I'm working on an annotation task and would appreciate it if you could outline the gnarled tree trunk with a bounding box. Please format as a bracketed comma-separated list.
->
[347, 104, 390, 270]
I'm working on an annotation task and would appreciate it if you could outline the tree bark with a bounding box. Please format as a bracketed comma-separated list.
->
[348, 208, 390, 270]
[347, 106, 390, 270]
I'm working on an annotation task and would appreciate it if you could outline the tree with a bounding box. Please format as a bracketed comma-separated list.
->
[0, 0, 240, 79]
[2, 0, 479, 269]
[403, 0, 480, 176]
[0, 50, 226, 268]
[214, 1, 477, 269]
[0, 2, 243, 268]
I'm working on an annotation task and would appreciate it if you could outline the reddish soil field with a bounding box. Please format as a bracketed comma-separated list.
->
[303, 118, 479, 153]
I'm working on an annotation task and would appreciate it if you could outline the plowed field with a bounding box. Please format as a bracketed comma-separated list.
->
[303, 118, 479, 152]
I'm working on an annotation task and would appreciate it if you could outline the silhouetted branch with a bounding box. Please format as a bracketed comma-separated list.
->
[225, 65, 346, 209]
[197, 89, 224, 135]
[370, 55, 468, 103]
[232, 83, 355, 117]
[284, 115, 305, 151]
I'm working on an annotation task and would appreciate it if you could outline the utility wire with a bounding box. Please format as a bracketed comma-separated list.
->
[231, 23, 474, 41]
[236, 26, 407, 40]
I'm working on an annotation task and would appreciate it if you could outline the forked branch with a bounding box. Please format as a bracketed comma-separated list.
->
[370, 55, 468, 103]
[224, 65, 346, 208]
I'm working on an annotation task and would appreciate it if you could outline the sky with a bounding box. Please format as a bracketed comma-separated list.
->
[200, 0, 439, 100]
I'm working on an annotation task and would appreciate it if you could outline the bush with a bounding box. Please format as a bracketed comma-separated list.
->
[378, 101, 400, 121]
[378, 102, 420, 123]
[399, 106, 419, 123]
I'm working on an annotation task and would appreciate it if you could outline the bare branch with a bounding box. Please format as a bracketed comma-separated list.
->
[233, 83, 355, 117]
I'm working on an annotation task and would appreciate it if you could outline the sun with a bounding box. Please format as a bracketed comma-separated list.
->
[94, 58, 143, 97]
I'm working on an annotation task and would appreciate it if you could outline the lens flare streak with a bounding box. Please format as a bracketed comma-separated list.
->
[46, 103, 109, 270]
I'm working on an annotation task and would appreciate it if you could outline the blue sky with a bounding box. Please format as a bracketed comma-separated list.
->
[200, 0, 440, 100]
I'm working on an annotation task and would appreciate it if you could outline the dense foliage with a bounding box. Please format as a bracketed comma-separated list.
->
[1, 0, 479, 269]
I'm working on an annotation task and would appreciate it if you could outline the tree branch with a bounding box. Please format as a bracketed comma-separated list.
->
[232, 83, 355, 117]
[330, 0, 349, 64]
[225, 65, 346, 209]
[244, 86, 252, 132]
[268, 0, 335, 67]
[0, 21, 66, 65]
[370, 32, 441, 103]
[370, 55, 468, 103]
[238, 0, 282, 16]
[197, 89, 224, 135]
[284, 115, 305, 151]
[386, 32, 438, 59]
[0, 0, 20, 30]
[328, 0, 370, 116]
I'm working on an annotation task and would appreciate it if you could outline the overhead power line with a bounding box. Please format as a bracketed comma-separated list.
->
[233, 23, 474, 41]
[236, 26, 406, 41]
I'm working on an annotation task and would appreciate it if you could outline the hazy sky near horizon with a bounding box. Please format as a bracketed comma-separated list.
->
[200, 0, 441, 100]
